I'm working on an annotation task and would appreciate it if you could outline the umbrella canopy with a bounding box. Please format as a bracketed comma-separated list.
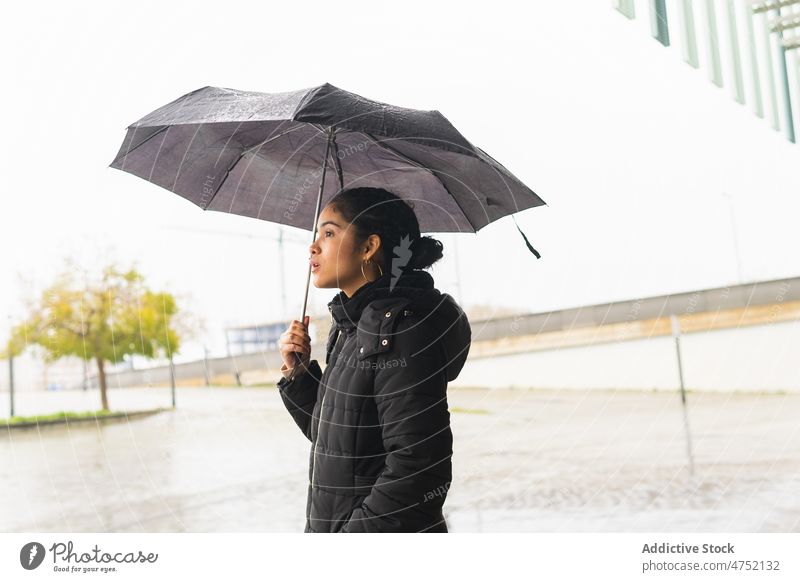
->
[110, 83, 546, 374]
[109, 83, 546, 238]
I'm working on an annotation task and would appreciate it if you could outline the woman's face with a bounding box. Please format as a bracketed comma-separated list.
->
[308, 205, 381, 298]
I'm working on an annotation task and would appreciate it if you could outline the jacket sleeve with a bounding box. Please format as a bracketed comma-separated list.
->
[276, 359, 322, 442]
[340, 349, 453, 533]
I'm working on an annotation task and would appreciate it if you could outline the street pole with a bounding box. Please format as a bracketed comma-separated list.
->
[670, 314, 695, 477]
[9, 351, 14, 418]
[452, 235, 464, 306]
[279, 227, 288, 319]
[6, 315, 14, 416]
[203, 345, 211, 387]
[169, 352, 176, 408]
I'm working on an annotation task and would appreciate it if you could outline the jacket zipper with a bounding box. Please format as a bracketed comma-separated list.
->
[311, 324, 343, 488]
[311, 394, 327, 488]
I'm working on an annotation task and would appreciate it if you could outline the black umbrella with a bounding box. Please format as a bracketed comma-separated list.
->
[109, 82, 546, 361]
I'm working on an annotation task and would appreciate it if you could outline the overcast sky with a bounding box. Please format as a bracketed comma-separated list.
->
[3, 0, 799, 361]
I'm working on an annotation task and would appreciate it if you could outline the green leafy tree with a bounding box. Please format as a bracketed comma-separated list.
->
[1, 331, 25, 360]
[8, 263, 186, 411]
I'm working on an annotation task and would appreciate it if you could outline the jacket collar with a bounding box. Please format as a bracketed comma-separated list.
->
[328, 269, 434, 331]
[324, 268, 471, 383]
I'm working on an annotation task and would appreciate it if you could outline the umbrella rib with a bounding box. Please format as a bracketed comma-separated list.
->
[330, 132, 345, 190]
[110, 126, 169, 165]
[362, 133, 475, 232]
[205, 123, 309, 211]
[242, 123, 309, 157]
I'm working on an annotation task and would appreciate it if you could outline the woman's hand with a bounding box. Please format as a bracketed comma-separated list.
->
[279, 315, 311, 379]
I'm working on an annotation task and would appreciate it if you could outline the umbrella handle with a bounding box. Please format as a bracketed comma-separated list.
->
[287, 309, 311, 381]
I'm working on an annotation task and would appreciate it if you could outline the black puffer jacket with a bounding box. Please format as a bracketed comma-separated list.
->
[277, 269, 471, 533]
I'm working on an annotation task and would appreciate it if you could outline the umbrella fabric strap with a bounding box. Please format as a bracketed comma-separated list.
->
[512, 215, 541, 259]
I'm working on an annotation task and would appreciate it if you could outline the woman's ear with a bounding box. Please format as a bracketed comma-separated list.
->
[364, 233, 382, 262]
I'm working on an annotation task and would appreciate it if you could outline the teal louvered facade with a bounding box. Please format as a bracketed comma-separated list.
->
[613, 0, 800, 145]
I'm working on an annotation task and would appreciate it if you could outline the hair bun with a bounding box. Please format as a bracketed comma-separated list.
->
[407, 236, 444, 270]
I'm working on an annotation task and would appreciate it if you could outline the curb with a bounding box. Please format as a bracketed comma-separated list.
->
[0, 407, 172, 431]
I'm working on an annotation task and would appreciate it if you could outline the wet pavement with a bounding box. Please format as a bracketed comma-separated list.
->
[1, 385, 798, 532]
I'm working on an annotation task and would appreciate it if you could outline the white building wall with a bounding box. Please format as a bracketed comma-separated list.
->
[451, 319, 800, 393]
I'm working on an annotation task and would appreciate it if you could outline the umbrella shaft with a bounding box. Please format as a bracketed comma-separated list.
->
[292, 128, 334, 374]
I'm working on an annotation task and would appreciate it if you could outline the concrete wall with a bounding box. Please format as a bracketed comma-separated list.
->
[4, 276, 798, 393]
[451, 319, 800, 392]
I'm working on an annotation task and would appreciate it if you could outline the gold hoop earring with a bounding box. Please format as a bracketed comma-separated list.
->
[361, 259, 383, 282]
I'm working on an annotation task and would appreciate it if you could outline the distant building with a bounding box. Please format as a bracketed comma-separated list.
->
[224, 319, 321, 356]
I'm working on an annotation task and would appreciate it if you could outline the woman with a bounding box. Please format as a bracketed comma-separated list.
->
[277, 186, 472, 533]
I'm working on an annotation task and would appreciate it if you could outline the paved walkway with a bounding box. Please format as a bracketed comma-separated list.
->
[1, 385, 798, 532]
